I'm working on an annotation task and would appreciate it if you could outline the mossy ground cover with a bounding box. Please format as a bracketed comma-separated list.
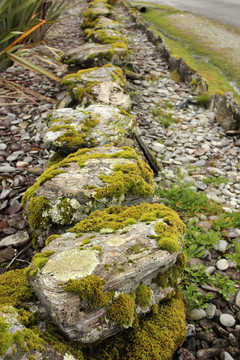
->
[135, 2, 240, 103]
[155, 177, 239, 310]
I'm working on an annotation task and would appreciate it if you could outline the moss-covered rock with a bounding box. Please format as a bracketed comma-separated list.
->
[27, 202, 185, 343]
[82, 4, 113, 29]
[44, 105, 135, 152]
[84, 28, 126, 45]
[61, 65, 131, 110]
[61, 42, 130, 69]
[92, 16, 123, 31]
[62, 64, 126, 88]
[23, 147, 155, 243]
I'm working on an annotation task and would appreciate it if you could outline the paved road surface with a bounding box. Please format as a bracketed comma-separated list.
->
[138, 0, 240, 28]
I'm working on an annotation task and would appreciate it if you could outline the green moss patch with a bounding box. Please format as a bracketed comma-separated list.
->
[64, 275, 113, 309]
[123, 291, 186, 360]
[0, 317, 12, 356]
[27, 196, 51, 230]
[85, 28, 127, 45]
[155, 252, 186, 289]
[29, 251, 56, 277]
[0, 269, 35, 308]
[135, 283, 152, 308]
[70, 203, 185, 248]
[107, 293, 135, 327]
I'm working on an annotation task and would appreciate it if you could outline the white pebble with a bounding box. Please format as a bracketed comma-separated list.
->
[220, 314, 235, 327]
[216, 259, 229, 271]
[224, 352, 234, 360]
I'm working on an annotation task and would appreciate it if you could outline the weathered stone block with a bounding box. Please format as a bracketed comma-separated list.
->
[28, 203, 186, 343]
[22, 147, 155, 244]
[209, 92, 240, 131]
[61, 42, 130, 69]
[61, 64, 131, 110]
[44, 104, 135, 152]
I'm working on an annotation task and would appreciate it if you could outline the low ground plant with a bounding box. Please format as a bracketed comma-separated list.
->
[156, 180, 221, 216]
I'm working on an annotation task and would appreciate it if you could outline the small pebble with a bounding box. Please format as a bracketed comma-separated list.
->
[216, 259, 229, 271]
[205, 304, 216, 319]
[235, 290, 240, 307]
[224, 352, 234, 360]
[214, 240, 228, 252]
[189, 309, 206, 321]
[220, 313, 235, 327]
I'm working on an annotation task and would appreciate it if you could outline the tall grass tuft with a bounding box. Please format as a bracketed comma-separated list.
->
[0, 0, 67, 74]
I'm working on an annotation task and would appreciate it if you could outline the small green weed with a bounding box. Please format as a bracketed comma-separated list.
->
[184, 220, 221, 260]
[212, 212, 240, 231]
[156, 180, 221, 216]
[182, 282, 212, 310]
[203, 175, 228, 188]
[181, 264, 236, 309]
[226, 240, 240, 269]
[151, 105, 176, 127]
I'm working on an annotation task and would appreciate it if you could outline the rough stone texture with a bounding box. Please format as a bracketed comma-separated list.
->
[44, 104, 135, 152]
[61, 42, 130, 69]
[0, 231, 29, 248]
[23, 146, 155, 244]
[61, 65, 132, 110]
[169, 56, 208, 94]
[209, 92, 240, 131]
[28, 206, 184, 343]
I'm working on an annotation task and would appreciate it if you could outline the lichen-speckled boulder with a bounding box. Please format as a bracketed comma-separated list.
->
[209, 91, 240, 131]
[44, 104, 135, 152]
[28, 203, 186, 343]
[22, 147, 155, 244]
[61, 64, 131, 110]
[61, 42, 130, 69]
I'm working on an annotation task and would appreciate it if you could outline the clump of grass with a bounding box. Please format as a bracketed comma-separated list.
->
[183, 220, 221, 260]
[151, 105, 177, 127]
[196, 93, 210, 108]
[181, 264, 236, 310]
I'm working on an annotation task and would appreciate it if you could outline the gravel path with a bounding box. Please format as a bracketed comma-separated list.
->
[0, 1, 240, 359]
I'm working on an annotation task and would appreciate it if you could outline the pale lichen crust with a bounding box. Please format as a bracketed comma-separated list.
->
[42, 249, 99, 281]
